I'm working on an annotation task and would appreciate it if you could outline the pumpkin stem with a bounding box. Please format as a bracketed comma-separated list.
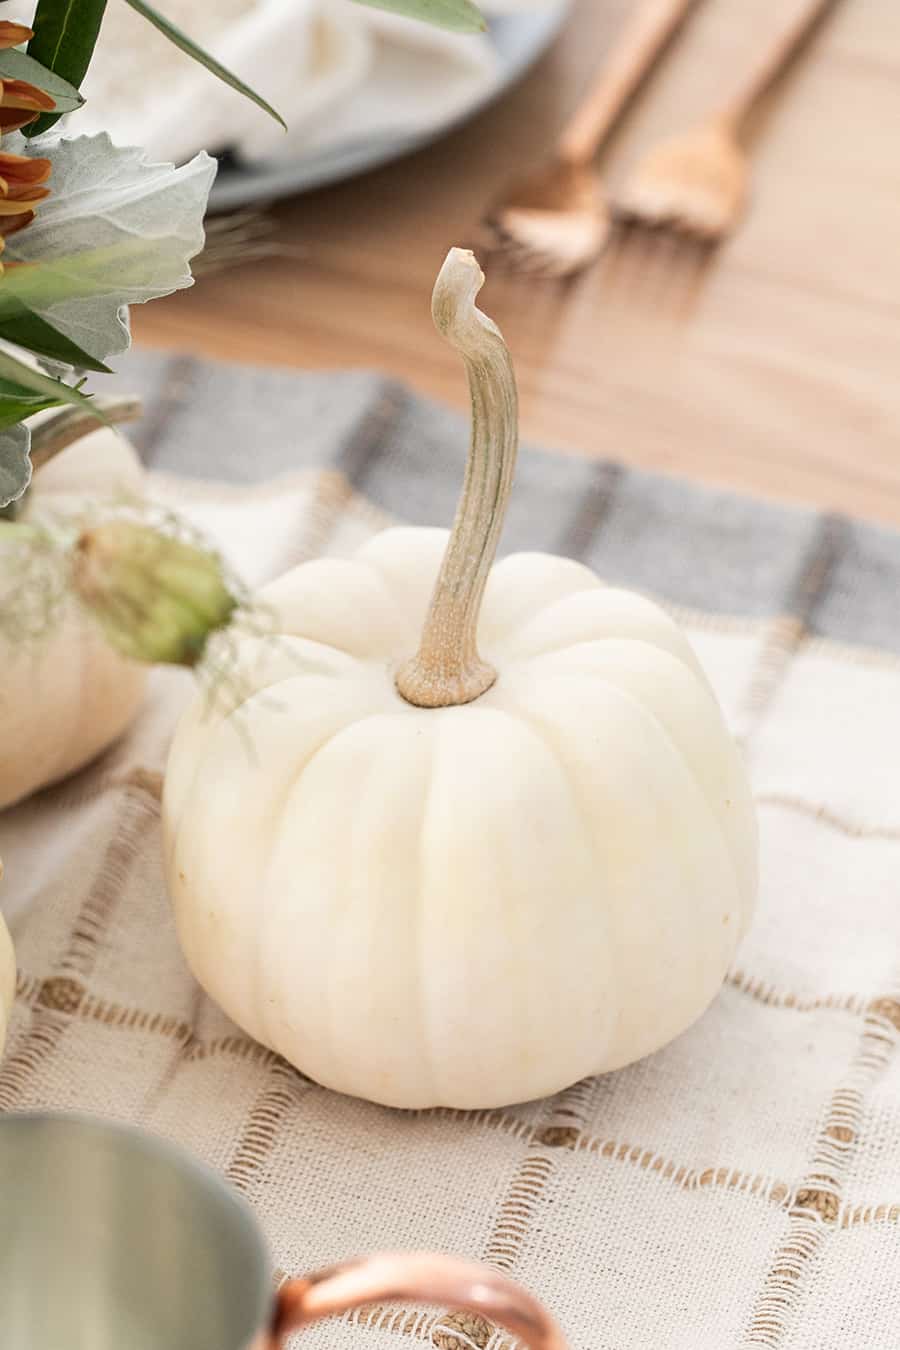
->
[28, 396, 143, 473]
[396, 248, 518, 709]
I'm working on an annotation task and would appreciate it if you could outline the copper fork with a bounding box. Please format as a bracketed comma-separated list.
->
[614, 0, 842, 243]
[478, 0, 701, 278]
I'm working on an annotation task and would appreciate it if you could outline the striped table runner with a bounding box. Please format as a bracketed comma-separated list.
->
[2, 350, 900, 1350]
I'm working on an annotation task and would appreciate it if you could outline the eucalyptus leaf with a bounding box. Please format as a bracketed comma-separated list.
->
[0, 48, 85, 116]
[4, 133, 216, 363]
[26, 0, 108, 135]
[351, 0, 485, 31]
[121, 0, 286, 128]
[0, 423, 32, 509]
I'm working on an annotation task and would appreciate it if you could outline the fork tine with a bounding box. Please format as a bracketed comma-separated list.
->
[600, 212, 716, 318]
[638, 226, 692, 316]
[669, 234, 717, 317]
[476, 228, 592, 283]
[600, 217, 651, 302]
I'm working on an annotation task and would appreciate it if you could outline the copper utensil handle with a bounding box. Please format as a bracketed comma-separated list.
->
[270, 1251, 567, 1350]
[558, 0, 701, 164]
[717, 0, 840, 131]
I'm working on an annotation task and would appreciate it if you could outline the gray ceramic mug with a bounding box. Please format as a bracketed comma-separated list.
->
[0, 1112, 566, 1350]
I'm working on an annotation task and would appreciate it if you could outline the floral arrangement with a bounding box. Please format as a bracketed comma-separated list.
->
[0, 0, 483, 662]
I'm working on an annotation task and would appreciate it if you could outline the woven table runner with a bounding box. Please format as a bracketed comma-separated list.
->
[3, 350, 900, 1350]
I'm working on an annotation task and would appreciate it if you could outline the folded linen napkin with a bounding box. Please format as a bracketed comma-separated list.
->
[70, 0, 564, 168]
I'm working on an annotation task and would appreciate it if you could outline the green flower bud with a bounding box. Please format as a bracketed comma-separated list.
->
[72, 521, 236, 667]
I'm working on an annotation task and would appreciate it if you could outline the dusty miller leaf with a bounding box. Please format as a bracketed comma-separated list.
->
[0, 48, 85, 115]
[4, 132, 216, 363]
[0, 423, 32, 509]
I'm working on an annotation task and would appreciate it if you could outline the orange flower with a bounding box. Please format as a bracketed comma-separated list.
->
[0, 22, 55, 264]
[0, 24, 57, 132]
[0, 149, 50, 246]
[0, 78, 55, 133]
[0, 22, 35, 49]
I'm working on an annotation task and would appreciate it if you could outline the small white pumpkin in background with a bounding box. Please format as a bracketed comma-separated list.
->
[0, 862, 15, 1058]
[0, 413, 147, 811]
[163, 250, 757, 1110]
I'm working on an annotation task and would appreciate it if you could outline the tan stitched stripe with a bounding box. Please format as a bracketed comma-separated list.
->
[0, 788, 157, 1109]
[841, 1203, 900, 1229]
[667, 606, 768, 638]
[226, 1058, 307, 1197]
[755, 792, 900, 842]
[736, 517, 849, 743]
[802, 632, 900, 673]
[573, 1134, 790, 1208]
[431, 1080, 597, 1350]
[737, 614, 808, 742]
[727, 970, 868, 1018]
[352, 1307, 437, 1338]
[413, 1106, 534, 1143]
[296, 468, 358, 564]
[741, 985, 900, 1346]
[12, 965, 898, 1215]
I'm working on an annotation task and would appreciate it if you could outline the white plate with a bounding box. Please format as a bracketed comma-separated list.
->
[208, 3, 571, 211]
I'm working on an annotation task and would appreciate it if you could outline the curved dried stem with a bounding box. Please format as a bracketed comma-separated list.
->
[396, 249, 518, 709]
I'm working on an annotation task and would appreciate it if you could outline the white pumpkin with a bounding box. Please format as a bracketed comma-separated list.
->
[163, 250, 757, 1110]
[0, 424, 147, 810]
[0, 863, 14, 1058]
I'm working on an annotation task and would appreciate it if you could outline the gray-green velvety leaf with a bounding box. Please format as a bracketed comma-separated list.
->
[0, 48, 85, 114]
[0, 422, 32, 508]
[4, 133, 216, 363]
[0, 307, 112, 373]
[0, 394, 65, 432]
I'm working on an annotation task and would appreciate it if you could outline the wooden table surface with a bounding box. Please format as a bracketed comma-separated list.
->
[132, 0, 900, 526]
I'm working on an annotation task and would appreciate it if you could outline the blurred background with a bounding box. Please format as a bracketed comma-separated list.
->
[93, 0, 897, 524]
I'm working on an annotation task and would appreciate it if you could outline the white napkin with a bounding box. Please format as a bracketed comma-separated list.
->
[74, 0, 561, 169]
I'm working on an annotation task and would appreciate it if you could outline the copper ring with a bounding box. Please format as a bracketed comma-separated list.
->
[264, 1251, 567, 1350]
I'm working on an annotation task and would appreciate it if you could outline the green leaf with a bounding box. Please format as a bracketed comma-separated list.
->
[0, 306, 112, 374]
[0, 372, 69, 432]
[0, 394, 64, 433]
[25, 0, 107, 136]
[351, 0, 486, 31]
[0, 377, 57, 402]
[0, 48, 85, 115]
[120, 0, 286, 128]
[0, 423, 32, 508]
[0, 348, 101, 427]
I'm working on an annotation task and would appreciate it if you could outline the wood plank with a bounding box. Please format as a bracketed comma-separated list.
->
[132, 0, 900, 525]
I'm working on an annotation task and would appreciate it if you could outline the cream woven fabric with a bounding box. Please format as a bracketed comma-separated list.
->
[2, 357, 900, 1350]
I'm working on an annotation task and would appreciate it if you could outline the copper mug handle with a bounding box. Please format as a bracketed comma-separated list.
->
[263, 1251, 567, 1350]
